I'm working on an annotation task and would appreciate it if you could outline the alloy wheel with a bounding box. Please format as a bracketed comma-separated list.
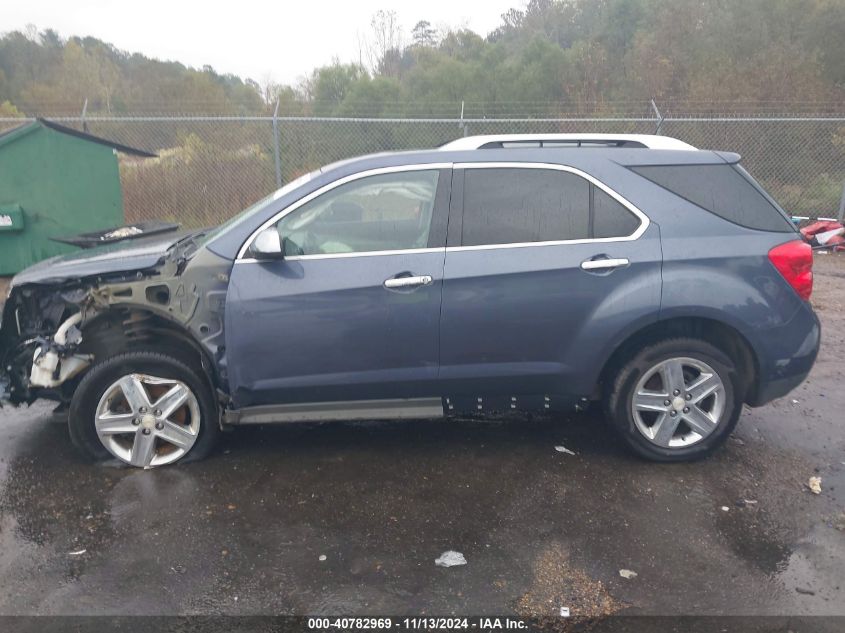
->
[94, 373, 201, 468]
[630, 357, 726, 448]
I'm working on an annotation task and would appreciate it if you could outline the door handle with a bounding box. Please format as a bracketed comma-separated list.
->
[580, 257, 630, 271]
[383, 275, 433, 289]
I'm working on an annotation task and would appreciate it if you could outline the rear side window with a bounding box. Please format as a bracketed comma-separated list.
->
[593, 188, 641, 238]
[630, 164, 793, 232]
[462, 168, 589, 246]
[461, 168, 640, 246]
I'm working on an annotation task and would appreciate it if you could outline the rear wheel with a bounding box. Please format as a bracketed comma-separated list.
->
[605, 338, 743, 461]
[69, 351, 219, 467]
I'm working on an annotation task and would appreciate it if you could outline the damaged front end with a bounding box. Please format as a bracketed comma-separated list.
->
[0, 233, 232, 408]
[0, 285, 95, 404]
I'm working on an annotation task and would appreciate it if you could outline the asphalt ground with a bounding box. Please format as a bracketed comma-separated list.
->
[0, 257, 843, 631]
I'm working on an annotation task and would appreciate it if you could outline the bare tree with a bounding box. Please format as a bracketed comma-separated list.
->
[366, 10, 404, 77]
[259, 74, 276, 104]
[23, 24, 38, 42]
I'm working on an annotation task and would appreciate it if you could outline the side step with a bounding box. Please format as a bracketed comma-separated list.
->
[224, 397, 444, 425]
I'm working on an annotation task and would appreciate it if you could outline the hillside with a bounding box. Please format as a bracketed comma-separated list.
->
[2, 0, 845, 118]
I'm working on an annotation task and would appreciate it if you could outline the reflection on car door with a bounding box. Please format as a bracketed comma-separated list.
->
[225, 166, 451, 408]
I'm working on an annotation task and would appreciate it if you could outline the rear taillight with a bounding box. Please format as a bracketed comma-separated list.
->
[768, 240, 813, 301]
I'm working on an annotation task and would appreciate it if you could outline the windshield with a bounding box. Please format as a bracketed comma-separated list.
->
[198, 170, 318, 245]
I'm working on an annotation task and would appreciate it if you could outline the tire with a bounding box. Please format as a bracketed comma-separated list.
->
[604, 337, 744, 462]
[69, 351, 219, 467]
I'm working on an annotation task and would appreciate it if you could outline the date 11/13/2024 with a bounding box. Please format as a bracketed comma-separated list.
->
[306, 617, 537, 630]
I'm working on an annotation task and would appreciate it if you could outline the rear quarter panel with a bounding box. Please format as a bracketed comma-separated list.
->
[614, 168, 816, 401]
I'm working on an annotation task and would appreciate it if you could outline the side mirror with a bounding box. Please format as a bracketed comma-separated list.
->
[250, 228, 284, 260]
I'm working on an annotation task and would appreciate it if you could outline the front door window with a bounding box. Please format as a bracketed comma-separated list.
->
[274, 170, 440, 256]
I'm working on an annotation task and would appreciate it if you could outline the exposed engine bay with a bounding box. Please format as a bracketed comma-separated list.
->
[0, 233, 232, 408]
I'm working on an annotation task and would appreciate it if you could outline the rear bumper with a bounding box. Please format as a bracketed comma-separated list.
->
[746, 304, 820, 407]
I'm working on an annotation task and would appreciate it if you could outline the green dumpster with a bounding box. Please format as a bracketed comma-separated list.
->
[0, 119, 155, 275]
[0, 204, 24, 233]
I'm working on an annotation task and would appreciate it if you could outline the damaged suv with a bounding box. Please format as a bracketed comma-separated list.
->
[0, 134, 820, 468]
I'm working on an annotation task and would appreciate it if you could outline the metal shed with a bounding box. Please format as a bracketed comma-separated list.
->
[0, 118, 155, 275]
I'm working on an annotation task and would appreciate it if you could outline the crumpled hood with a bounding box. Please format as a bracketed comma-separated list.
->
[11, 232, 190, 286]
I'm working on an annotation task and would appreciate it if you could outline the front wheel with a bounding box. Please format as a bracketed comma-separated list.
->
[604, 338, 744, 462]
[69, 351, 219, 468]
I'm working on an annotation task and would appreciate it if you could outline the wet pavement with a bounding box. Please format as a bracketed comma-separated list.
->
[0, 259, 843, 624]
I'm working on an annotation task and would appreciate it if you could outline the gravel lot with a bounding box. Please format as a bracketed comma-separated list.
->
[0, 256, 843, 629]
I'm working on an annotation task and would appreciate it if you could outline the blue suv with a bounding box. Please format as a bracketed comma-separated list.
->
[0, 134, 820, 467]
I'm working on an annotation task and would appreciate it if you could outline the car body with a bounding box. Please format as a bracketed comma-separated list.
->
[0, 134, 820, 467]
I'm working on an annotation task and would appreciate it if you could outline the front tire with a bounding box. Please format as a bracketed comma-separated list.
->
[69, 351, 219, 467]
[604, 338, 744, 462]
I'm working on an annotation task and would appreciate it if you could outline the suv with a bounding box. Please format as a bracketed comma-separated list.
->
[0, 134, 820, 468]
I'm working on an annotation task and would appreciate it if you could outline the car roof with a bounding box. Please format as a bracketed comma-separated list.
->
[317, 134, 704, 175]
[318, 146, 736, 179]
[439, 133, 697, 151]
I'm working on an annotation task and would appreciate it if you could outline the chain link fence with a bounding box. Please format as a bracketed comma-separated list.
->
[2, 113, 844, 228]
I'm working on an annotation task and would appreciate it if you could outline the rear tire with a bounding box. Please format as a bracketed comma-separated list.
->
[69, 351, 219, 467]
[604, 338, 743, 462]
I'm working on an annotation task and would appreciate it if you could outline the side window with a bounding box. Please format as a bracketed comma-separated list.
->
[462, 168, 590, 246]
[593, 187, 641, 238]
[460, 167, 640, 246]
[630, 164, 793, 232]
[275, 170, 440, 256]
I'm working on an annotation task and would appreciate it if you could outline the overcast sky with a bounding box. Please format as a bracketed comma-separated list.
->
[1, 0, 522, 85]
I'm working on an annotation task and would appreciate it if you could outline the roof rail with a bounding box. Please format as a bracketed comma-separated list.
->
[439, 133, 697, 151]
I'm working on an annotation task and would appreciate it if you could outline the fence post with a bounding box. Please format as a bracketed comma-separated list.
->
[80, 98, 88, 132]
[650, 98, 664, 135]
[459, 100, 469, 137]
[272, 100, 282, 188]
[838, 181, 845, 223]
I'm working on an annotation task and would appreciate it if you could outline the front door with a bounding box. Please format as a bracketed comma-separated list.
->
[225, 166, 451, 408]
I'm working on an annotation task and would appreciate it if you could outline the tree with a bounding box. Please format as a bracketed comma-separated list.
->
[0, 100, 23, 117]
[411, 21, 438, 48]
[309, 62, 366, 115]
[2, 1, 845, 119]
[366, 10, 403, 77]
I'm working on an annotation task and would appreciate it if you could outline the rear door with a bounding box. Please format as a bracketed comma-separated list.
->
[225, 165, 451, 408]
[439, 162, 662, 409]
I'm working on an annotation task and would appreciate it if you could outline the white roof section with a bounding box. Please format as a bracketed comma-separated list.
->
[440, 133, 697, 151]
